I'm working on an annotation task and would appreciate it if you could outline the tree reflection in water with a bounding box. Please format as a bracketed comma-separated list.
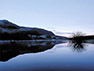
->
[69, 36, 86, 52]
[69, 32, 87, 52]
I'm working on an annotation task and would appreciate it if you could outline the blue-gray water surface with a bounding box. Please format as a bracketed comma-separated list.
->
[0, 41, 94, 71]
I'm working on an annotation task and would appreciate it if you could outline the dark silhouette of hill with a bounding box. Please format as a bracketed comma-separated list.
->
[0, 20, 67, 40]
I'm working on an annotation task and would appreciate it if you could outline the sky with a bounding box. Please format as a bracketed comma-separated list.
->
[0, 0, 94, 37]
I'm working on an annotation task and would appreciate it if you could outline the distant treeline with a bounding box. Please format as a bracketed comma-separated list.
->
[70, 35, 94, 40]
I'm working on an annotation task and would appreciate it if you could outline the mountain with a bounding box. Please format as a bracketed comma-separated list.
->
[0, 20, 67, 40]
[56, 35, 68, 40]
[0, 20, 19, 29]
[0, 20, 54, 35]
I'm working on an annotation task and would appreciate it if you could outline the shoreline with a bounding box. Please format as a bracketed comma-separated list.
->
[0, 39, 68, 44]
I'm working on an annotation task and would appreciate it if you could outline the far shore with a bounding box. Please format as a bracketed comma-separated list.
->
[0, 39, 68, 44]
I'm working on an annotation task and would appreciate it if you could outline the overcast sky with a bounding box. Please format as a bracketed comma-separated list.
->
[0, 0, 94, 36]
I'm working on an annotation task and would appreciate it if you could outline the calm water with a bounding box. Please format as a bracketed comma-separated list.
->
[0, 41, 94, 71]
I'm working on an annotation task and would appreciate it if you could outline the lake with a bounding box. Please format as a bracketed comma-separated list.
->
[0, 40, 94, 71]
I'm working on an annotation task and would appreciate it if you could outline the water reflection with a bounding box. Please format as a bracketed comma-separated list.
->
[0, 41, 64, 62]
[0, 39, 94, 62]
[70, 42, 86, 52]
[69, 38, 94, 52]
